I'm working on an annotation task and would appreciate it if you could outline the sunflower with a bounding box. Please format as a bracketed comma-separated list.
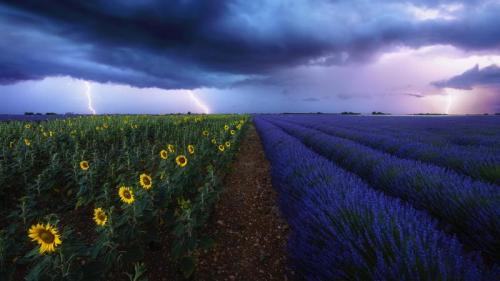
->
[176, 155, 188, 167]
[168, 144, 175, 153]
[202, 130, 209, 137]
[225, 141, 231, 148]
[25, 124, 31, 129]
[211, 138, 217, 144]
[187, 144, 195, 155]
[224, 125, 229, 131]
[230, 130, 236, 135]
[236, 124, 242, 130]
[118, 186, 135, 204]
[80, 161, 89, 171]
[103, 123, 109, 129]
[218, 145, 225, 152]
[139, 174, 153, 190]
[24, 139, 31, 146]
[93, 208, 108, 226]
[160, 149, 168, 160]
[28, 223, 62, 254]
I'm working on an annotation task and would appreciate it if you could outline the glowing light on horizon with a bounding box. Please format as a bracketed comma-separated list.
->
[84, 81, 96, 115]
[188, 90, 210, 114]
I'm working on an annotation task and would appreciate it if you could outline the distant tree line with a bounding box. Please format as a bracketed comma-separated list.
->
[24, 112, 66, 115]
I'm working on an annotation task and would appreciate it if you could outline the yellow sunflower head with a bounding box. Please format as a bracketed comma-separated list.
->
[160, 149, 168, 160]
[93, 208, 108, 226]
[118, 186, 135, 204]
[187, 145, 195, 155]
[225, 141, 231, 148]
[218, 144, 225, 152]
[139, 174, 153, 190]
[224, 125, 229, 131]
[168, 144, 175, 153]
[79, 161, 89, 171]
[230, 130, 236, 135]
[28, 223, 62, 254]
[24, 139, 31, 146]
[25, 124, 31, 129]
[176, 155, 188, 167]
[202, 130, 209, 137]
[236, 124, 242, 130]
[211, 138, 217, 144]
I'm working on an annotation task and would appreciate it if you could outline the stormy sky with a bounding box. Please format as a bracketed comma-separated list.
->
[0, 0, 499, 114]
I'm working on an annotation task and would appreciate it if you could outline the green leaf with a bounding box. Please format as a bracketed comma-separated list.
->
[25, 255, 52, 281]
[180, 256, 196, 279]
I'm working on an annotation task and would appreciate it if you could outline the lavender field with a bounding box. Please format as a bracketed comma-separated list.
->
[254, 115, 500, 281]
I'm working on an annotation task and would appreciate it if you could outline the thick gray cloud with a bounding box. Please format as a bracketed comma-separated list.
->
[1, 0, 500, 89]
[432, 64, 500, 89]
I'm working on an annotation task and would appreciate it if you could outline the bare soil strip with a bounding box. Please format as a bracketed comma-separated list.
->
[196, 123, 289, 281]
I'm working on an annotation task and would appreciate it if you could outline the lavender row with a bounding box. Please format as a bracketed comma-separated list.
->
[284, 117, 500, 185]
[265, 117, 500, 263]
[349, 116, 500, 149]
[287, 115, 500, 149]
[254, 117, 491, 280]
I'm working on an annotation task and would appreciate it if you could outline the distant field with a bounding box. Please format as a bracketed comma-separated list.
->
[255, 114, 499, 280]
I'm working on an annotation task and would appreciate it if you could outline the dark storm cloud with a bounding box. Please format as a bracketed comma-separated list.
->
[1, 0, 500, 89]
[432, 64, 500, 90]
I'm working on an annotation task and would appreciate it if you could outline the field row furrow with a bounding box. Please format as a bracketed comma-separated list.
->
[265, 117, 500, 263]
[293, 115, 500, 149]
[254, 117, 491, 281]
[282, 117, 500, 184]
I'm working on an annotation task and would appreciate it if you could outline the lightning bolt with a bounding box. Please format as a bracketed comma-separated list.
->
[445, 89, 453, 115]
[188, 90, 210, 114]
[84, 81, 97, 115]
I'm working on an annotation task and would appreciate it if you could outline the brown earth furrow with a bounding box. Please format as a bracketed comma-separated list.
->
[196, 123, 289, 281]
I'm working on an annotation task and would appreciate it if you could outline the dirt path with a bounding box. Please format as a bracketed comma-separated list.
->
[196, 123, 289, 281]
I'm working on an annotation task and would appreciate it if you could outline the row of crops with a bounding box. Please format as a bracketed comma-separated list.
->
[254, 115, 500, 281]
[315, 115, 500, 149]
[288, 118, 500, 184]
[0, 114, 248, 280]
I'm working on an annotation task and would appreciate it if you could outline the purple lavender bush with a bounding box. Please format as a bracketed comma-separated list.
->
[265, 117, 500, 263]
[286, 118, 500, 184]
[254, 117, 493, 281]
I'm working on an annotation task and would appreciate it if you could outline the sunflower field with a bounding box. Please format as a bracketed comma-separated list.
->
[0, 114, 248, 280]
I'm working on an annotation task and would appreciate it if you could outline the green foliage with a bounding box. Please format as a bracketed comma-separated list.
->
[126, 262, 148, 281]
[0, 114, 249, 280]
